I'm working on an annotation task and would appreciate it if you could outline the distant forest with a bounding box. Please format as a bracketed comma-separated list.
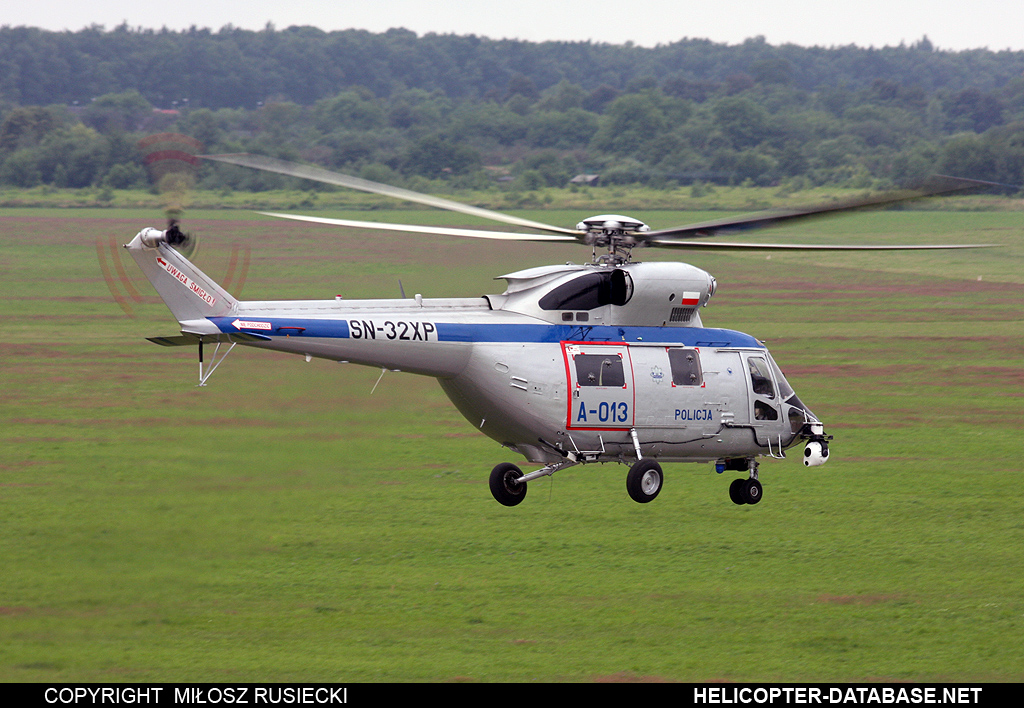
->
[2, 24, 1024, 193]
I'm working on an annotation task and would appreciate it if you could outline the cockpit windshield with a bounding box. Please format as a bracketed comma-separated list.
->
[765, 352, 796, 401]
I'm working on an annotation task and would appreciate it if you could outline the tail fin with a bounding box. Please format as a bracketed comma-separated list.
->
[125, 227, 238, 327]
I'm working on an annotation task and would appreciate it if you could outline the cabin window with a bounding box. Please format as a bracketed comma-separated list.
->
[746, 356, 775, 399]
[539, 269, 633, 311]
[668, 348, 703, 386]
[574, 354, 626, 387]
[755, 401, 779, 420]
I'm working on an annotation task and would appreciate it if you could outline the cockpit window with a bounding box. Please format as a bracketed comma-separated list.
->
[574, 354, 626, 387]
[746, 356, 775, 399]
[668, 348, 703, 386]
[766, 353, 796, 400]
[539, 270, 633, 311]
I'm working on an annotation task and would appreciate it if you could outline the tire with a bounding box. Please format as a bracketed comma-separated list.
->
[489, 462, 526, 506]
[729, 478, 747, 505]
[626, 459, 663, 503]
[742, 478, 763, 505]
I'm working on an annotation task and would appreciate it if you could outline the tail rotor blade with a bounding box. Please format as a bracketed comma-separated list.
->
[107, 235, 145, 303]
[221, 243, 251, 297]
[96, 237, 135, 317]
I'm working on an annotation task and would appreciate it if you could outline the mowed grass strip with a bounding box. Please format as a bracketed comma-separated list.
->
[1, 208, 1022, 681]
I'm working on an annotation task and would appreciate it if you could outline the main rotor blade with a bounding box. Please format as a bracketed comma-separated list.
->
[648, 239, 995, 251]
[204, 153, 578, 237]
[641, 176, 990, 242]
[259, 212, 578, 242]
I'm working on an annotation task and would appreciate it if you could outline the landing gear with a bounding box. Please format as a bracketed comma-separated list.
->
[729, 460, 763, 505]
[489, 462, 527, 507]
[729, 477, 762, 505]
[729, 478, 747, 505]
[742, 478, 762, 505]
[626, 459, 663, 503]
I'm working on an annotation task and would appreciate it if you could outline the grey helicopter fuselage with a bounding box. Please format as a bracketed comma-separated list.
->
[123, 159, 987, 506]
[128, 226, 822, 477]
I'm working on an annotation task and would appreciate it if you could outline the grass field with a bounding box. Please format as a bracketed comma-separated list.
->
[2, 206, 1023, 682]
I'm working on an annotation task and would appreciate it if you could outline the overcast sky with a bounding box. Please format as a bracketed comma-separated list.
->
[5, 0, 1024, 52]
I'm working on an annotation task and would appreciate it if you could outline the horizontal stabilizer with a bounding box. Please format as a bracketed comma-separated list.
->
[147, 332, 271, 347]
[147, 334, 199, 347]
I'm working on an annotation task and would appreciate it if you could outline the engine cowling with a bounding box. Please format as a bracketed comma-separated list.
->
[494, 261, 717, 327]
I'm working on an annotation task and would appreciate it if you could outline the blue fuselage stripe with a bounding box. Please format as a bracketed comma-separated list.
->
[210, 317, 762, 348]
[435, 323, 761, 347]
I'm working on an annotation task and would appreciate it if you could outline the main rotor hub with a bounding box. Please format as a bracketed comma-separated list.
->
[576, 214, 650, 264]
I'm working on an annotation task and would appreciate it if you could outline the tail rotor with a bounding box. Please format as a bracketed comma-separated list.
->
[96, 234, 149, 317]
[96, 133, 250, 318]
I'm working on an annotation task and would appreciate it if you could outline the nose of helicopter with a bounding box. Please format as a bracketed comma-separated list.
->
[779, 393, 830, 466]
[802, 418, 830, 466]
[785, 395, 830, 466]
[785, 393, 816, 425]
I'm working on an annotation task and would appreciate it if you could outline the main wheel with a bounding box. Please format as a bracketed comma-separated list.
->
[626, 459, 663, 503]
[742, 478, 763, 505]
[489, 462, 527, 506]
[729, 478, 747, 505]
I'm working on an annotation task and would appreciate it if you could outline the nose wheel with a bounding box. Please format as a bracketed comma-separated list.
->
[729, 477, 762, 505]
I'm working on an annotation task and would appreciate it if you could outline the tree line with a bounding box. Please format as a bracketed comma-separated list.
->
[2, 25, 1024, 193]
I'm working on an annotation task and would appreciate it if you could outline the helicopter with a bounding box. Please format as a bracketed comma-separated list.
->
[123, 153, 992, 507]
